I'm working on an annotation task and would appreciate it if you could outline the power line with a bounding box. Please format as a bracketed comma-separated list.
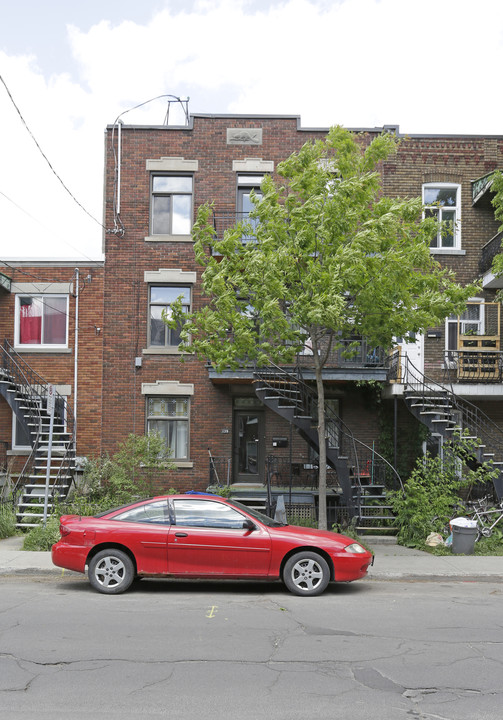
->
[0, 72, 104, 230]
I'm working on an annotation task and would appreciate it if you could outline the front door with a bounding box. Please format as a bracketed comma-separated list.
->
[233, 410, 265, 483]
[398, 332, 424, 380]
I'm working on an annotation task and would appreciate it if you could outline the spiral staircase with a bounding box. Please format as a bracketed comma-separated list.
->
[253, 363, 403, 530]
[0, 341, 76, 527]
[400, 356, 503, 500]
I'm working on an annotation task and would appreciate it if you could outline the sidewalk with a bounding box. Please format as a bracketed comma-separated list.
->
[1, 534, 502, 581]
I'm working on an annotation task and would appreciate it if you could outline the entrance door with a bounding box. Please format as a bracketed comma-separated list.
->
[233, 411, 265, 483]
[398, 332, 424, 380]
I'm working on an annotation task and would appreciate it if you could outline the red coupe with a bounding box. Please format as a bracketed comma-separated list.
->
[52, 494, 373, 596]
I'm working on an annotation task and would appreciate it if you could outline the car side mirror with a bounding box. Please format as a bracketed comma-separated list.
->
[243, 518, 256, 531]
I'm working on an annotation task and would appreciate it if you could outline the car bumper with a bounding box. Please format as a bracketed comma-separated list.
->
[51, 542, 88, 574]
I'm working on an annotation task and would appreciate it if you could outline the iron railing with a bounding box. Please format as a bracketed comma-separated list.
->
[1, 340, 76, 504]
[479, 230, 503, 275]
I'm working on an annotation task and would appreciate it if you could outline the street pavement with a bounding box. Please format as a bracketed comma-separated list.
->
[0, 533, 501, 581]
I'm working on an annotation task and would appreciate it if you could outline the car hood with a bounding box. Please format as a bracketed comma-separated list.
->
[268, 524, 360, 549]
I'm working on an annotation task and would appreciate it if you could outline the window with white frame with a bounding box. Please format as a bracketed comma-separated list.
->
[445, 299, 483, 361]
[146, 396, 189, 460]
[151, 175, 193, 235]
[149, 286, 190, 347]
[15, 295, 68, 349]
[12, 393, 67, 450]
[237, 175, 263, 240]
[423, 183, 461, 249]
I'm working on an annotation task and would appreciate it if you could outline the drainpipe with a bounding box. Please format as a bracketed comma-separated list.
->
[74, 268, 79, 450]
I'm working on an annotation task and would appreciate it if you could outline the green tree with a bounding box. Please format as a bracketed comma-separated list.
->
[170, 127, 477, 529]
[489, 171, 503, 289]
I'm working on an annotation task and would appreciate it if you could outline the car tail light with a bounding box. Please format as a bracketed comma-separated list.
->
[60, 523, 71, 538]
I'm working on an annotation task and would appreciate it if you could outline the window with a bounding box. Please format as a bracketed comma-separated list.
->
[113, 500, 169, 524]
[15, 295, 68, 348]
[12, 393, 67, 450]
[237, 175, 263, 241]
[445, 300, 483, 361]
[147, 396, 189, 460]
[149, 286, 190, 348]
[151, 175, 193, 235]
[173, 499, 247, 529]
[423, 183, 460, 249]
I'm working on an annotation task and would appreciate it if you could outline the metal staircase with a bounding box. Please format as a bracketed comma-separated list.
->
[0, 341, 76, 527]
[401, 356, 503, 500]
[253, 363, 402, 529]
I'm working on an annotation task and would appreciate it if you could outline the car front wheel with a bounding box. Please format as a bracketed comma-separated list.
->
[88, 549, 135, 594]
[283, 551, 330, 596]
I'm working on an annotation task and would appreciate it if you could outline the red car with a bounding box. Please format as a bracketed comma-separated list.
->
[52, 494, 373, 596]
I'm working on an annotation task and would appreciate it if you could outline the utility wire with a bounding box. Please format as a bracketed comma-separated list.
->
[0, 72, 104, 230]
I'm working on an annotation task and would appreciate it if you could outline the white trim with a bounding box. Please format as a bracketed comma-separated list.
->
[232, 158, 274, 173]
[146, 157, 198, 172]
[141, 380, 194, 396]
[144, 269, 197, 284]
[144, 235, 193, 243]
[422, 182, 461, 249]
[14, 293, 69, 350]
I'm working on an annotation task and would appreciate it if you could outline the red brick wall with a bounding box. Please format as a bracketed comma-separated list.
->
[0, 263, 104, 468]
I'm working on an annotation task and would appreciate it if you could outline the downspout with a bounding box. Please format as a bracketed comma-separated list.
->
[74, 268, 79, 450]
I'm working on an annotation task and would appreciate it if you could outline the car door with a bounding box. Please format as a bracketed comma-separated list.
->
[167, 498, 272, 577]
[109, 499, 171, 574]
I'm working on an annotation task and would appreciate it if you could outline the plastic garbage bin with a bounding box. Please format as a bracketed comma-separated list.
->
[451, 521, 478, 555]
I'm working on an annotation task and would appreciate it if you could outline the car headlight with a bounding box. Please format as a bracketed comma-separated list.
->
[343, 543, 367, 554]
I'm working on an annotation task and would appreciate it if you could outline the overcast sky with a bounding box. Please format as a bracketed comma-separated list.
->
[1, 0, 503, 261]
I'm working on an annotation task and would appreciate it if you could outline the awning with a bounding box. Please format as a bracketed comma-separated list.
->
[472, 171, 498, 207]
[0, 271, 11, 292]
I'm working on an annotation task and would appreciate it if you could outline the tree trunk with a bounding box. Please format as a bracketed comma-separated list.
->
[312, 337, 327, 530]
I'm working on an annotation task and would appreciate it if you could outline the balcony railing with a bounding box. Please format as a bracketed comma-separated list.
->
[444, 350, 503, 383]
[480, 230, 503, 275]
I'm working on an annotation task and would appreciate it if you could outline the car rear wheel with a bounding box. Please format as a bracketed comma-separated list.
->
[283, 551, 330, 596]
[88, 549, 135, 594]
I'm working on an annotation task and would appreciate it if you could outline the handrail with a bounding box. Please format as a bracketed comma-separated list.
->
[254, 360, 403, 496]
[402, 355, 503, 461]
[2, 340, 76, 503]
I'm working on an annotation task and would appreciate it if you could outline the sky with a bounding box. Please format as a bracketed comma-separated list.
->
[1, 0, 503, 261]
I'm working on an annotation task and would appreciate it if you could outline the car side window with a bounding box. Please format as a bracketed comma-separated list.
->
[173, 499, 248, 529]
[113, 500, 170, 524]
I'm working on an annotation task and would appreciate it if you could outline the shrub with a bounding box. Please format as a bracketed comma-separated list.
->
[22, 516, 60, 551]
[0, 502, 17, 539]
[390, 432, 499, 548]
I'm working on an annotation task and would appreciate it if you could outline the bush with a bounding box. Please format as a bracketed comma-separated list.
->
[0, 502, 17, 539]
[390, 432, 499, 549]
[63, 432, 176, 516]
[22, 516, 60, 551]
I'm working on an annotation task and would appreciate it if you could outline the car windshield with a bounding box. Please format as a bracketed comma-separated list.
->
[94, 499, 151, 518]
[225, 499, 288, 527]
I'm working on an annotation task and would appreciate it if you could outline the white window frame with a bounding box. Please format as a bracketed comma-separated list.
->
[423, 182, 461, 251]
[12, 391, 68, 450]
[445, 298, 483, 365]
[14, 294, 69, 350]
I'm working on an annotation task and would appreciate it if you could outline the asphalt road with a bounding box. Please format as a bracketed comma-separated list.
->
[1, 574, 502, 720]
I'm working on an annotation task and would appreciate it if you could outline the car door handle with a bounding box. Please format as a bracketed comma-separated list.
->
[175, 532, 188, 537]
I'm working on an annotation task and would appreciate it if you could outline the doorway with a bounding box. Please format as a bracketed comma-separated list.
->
[233, 410, 265, 484]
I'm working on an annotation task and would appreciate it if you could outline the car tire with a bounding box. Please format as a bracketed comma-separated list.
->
[88, 549, 135, 595]
[282, 551, 330, 596]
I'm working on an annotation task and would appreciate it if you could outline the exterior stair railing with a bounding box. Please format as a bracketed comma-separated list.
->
[396, 353, 503, 499]
[253, 362, 403, 524]
[0, 340, 76, 526]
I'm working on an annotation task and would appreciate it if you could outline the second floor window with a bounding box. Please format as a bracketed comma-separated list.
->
[151, 175, 192, 235]
[15, 295, 68, 349]
[423, 183, 460, 249]
[149, 286, 190, 347]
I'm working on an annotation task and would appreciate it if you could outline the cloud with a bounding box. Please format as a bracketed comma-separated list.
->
[1, 0, 503, 259]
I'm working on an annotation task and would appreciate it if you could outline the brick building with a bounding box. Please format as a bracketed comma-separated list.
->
[100, 114, 503, 522]
[2, 113, 503, 526]
[0, 261, 104, 523]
